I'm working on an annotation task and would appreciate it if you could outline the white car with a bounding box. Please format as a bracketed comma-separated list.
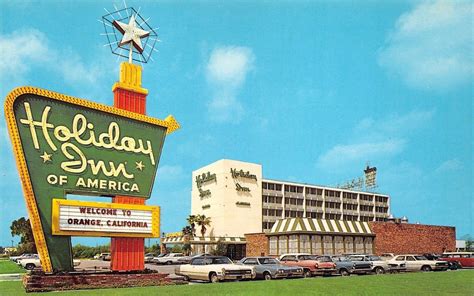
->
[153, 253, 184, 265]
[19, 258, 81, 270]
[388, 255, 449, 272]
[175, 256, 256, 283]
[10, 253, 38, 263]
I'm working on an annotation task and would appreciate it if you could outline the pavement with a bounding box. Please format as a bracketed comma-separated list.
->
[76, 259, 179, 276]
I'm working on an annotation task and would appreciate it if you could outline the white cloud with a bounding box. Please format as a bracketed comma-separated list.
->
[435, 159, 463, 173]
[317, 109, 434, 169]
[378, 0, 473, 90]
[354, 110, 435, 140]
[0, 28, 113, 101]
[206, 46, 255, 122]
[0, 29, 49, 84]
[157, 164, 185, 182]
[317, 139, 406, 168]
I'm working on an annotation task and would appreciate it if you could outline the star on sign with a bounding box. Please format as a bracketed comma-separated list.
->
[136, 161, 145, 171]
[113, 15, 150, 53]
[40, 151, 52, 163]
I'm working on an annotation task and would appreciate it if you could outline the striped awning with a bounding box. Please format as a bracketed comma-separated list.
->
[162, 236, 246, 244]
[269, 218, 373, 235]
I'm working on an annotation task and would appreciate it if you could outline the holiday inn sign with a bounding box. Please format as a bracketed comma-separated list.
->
[4, 87, 179, 272]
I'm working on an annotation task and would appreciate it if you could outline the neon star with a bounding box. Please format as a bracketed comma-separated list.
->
[112, 15, 150, 53]
[40, 151, 52, 163]
[135, 161, 145, 171]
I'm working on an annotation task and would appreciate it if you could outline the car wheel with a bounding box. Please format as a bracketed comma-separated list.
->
[339, 269, 350, 276]
[209, 272, 219, 283]
[303, 269, 311, 278]
[263, 272, 272, 281]
[166, 261, 172, 265]
[25, 263, 35, 270]
[421, 265, 432, 272]
[183, 275, 190, 282]
[375, 267, 385, 275]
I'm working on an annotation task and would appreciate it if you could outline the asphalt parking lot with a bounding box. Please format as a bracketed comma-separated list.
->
[76, 260, 178, 275]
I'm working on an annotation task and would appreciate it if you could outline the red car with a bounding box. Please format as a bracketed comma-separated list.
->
[279, 253, 336, 277]
[439, 252, 474, 268]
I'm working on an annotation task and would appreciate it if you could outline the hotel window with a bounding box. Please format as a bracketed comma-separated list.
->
[289, 235, 298, 253]
[268, 183, 275, 190]
[296, 199, 303, 205]
[365, 237, 373, 254]
[334, 236, 344, 254]
[323, 236, 334, 255]
[311, 235, 322, 254]
[345, 236, 354, 253]
[297, 211, 304, 217]
[269, 237, 278, 255]
[300, 235, 310, 253]
[297, 187, 303, 193]
[284, 185, 290, 192]
[276, 184, 282, 191]
[317, 189, 323, 196]
[263, 182, 268, 189]
[279, 236, 288, 254]
[355, 237, 364, 253]
[276, 210, 282, 216]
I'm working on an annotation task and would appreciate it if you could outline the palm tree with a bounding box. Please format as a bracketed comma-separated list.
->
[186, 215, 197, 236]
[195, 214, 212, 238]
[182, 226, 193, 255]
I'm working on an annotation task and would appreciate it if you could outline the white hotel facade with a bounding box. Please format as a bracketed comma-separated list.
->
[190, 159, 390, 238]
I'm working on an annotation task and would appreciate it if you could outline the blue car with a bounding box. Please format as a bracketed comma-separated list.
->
[238, 257, 304, 280]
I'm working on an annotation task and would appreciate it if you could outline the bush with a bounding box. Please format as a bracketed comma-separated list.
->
[72, 244, 110, 258]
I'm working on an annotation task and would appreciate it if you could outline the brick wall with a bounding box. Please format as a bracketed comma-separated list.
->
[370, 222, 456, 255]
[245, 233, 269, 257]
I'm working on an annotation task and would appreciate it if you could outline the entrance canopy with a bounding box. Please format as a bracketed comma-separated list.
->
[270, 218, 373, 236]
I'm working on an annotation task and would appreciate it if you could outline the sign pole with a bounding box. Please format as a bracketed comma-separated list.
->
[111, 62, 149, 271]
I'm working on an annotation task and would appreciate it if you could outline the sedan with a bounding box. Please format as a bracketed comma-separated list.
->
[238, 257, 304, 280]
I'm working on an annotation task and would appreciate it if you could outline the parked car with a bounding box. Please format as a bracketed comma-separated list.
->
[145, 253, 158, 263]
[153, 253, 184, 265]
[279, 253, 336, 277]
[238, 257, 304, 280]
[175, 256, 255, 283]
[388, 255, 449, 272]
[177, 253, 212, 265]
[98, 253, 111, 261]
[439, 252, 473, 269]
[10, 253, 38, 263]
[330, 255, 373, 276]
[348, 255, 389, 274]
[19, 258, 80, 270]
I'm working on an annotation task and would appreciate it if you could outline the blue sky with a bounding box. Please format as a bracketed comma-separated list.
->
[0, 0, 472, 247]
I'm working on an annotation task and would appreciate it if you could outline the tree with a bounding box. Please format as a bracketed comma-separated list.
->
[182, 226, 193, 255]
[186, 215, 197, 236]
[195, 214, 212, 237]
[10, 217, 36, 254]
[210, 239, 227, 256]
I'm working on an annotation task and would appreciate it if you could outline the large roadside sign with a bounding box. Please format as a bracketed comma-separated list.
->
[4, 86, 179, 272]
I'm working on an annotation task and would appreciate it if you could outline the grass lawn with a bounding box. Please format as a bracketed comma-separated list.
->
[1, 270, 472, 295]
[0, 260, 26, 274]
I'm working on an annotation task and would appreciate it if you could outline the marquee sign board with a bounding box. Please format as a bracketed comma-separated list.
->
[52, 199, 159, 237]
[4, 87, 179, 272]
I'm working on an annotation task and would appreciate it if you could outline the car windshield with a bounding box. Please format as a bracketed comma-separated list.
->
[300, 255, 316, 260]
[258, 258, 280, 265]
[316, 256, 332, 262]
[368, 256, 381, 261]
[415, 256, 427, 260]
[350, 256, 364, 261]
[334, 256, 349, 261]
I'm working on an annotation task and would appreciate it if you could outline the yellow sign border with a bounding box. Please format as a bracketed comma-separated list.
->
[4, 86, 178, 272]
[52, 199, 160, 238]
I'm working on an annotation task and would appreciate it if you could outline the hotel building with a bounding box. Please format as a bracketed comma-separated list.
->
[191, 159, 390, 236]
[162, 159, 455, 259]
